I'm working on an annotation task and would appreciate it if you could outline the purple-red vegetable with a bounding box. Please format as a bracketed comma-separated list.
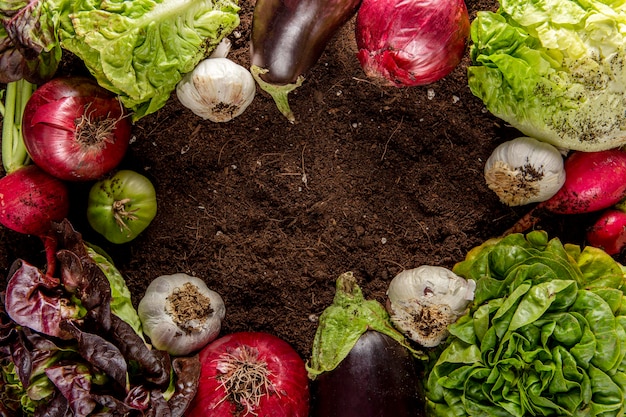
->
[22, 76, 132, 182]
[355, 0, 469, 87]
[186, 331, 310, 417]
[587, 209, 626, 255]
[0, 165, 69, 274]
[1, 220, 199, 416]
[250, 0, 362, 122]
[506, 149, 626, 234]
[311, 330, 425, 417]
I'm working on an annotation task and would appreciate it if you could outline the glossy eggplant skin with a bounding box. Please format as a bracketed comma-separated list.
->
[310, 330, 425, 417]
[250, 0, 361, 85]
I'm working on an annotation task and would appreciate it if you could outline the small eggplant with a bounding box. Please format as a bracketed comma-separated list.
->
[250, 0, 362, 122]
[311, 330, 425, 417]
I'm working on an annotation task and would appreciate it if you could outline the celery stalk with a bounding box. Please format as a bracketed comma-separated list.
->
[1, 79, 34, 174]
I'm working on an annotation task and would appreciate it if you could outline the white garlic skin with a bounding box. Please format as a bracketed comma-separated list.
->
[484, 136, 566, 206]
[176, 57, 256, 122]
[138, 273, 225, 356]
[387, 266, 475, 347]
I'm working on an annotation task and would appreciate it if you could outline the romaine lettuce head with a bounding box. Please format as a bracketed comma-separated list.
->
[468, 0, 626, 151]
[425, 230, 626, 417]
[58, 0, 240, 120]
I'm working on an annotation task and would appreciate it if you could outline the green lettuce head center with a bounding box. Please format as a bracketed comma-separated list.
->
[426, 230, 626, 417]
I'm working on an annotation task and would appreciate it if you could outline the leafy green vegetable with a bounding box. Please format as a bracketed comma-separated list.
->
[0, 0, 62, 84]
[86, 245, 144, 338]
[57, 0, 240, 120]
[426, 231, 626, 417]
[468, 0, 626, 151]
[307, 271, 422, 379]
[1, 79, 34, 173]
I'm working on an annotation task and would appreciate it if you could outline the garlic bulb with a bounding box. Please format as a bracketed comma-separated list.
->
[138, 273, 225, 356]
[176, 58, 256, 122]
[484, 136, 566, 206]
[386, 266, 475, 347]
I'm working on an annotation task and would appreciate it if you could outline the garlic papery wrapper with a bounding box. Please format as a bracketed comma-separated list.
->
[386, 266, 475, 347]
[176, 57, 256, 122]
[138, 273, 225, 356]
[484, 136, 566, 206]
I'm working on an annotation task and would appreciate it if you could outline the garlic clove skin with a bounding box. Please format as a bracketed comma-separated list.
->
[484, 136, 566, 206]
[386, 266, 475, 347]
[138, 273, 225, 356]
[176, 57, 256, 122]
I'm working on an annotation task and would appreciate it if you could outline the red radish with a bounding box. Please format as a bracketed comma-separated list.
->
[355, 0, 470, 87]
[186, 331, 310, 417]
[0, 165, 70, 274]
[22, 76, 132, 182]
[587, 209, 626, 255]
[506, 149, 626, 234]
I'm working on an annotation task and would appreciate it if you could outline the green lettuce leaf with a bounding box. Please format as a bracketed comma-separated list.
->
[58, 0, 240, 120]
[426, 230, 626, 417]
[86, 245, 144, 338]
[306, 271, 422, 379]
[468, 0, 626, 151]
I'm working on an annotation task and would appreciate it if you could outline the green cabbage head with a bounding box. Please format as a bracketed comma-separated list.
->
[426, 230, 626, 417]
[468, 0, 626, 151]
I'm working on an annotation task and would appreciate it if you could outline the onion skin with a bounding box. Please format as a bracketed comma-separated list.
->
[22, 76, 132, 182]
[311, 331, 425, 417]
[186, 331, 310, 417]
[587, 209, 626, 255]
[355, 0, 470, 87]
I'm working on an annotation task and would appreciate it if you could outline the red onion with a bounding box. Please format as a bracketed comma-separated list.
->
[0, 165, 70, 274]
[22, 77, 132, 182]
[186, 332, 310, 417]
[355, 0, 470, 87]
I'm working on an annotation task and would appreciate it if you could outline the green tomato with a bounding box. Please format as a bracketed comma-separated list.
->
[87, 170, 157, 244]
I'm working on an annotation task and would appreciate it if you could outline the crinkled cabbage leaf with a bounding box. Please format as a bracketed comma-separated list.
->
[468, 0, 626, 151]
[426, 230, 626, 417]
[58, 0, 240, 120]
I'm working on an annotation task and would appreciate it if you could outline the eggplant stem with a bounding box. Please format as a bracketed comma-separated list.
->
[251, 65, 303, 124]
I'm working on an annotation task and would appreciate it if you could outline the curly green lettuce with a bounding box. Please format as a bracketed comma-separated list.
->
[468, 0, 626, 151]
[425, 231, 626, 417]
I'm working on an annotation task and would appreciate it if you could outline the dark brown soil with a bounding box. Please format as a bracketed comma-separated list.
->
[0, 0, 611, 359]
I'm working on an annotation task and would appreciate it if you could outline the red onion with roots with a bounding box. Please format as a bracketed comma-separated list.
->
[22, 76, 132, 182]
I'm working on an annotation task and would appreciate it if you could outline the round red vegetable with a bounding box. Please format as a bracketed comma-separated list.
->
[186, 331, 310, 417]
[0, 165, 70, 274]
[543, 149, 626, 214]
[355, 0, 470, 87]
[587, 209, 626, 255]
[22, 76, 132, 182]
[0, 165, 69, 236]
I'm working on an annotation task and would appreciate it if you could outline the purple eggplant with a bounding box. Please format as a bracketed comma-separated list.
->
[250, 0, 362, 122]
[311, 330, 425, 417]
